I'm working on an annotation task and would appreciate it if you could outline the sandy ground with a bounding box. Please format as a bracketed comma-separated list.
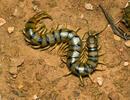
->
[0, 0, 130, 100]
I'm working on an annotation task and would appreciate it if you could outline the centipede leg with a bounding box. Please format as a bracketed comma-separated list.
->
[63, 71, 72, 77]
[75, 27, 81, 33]
[61, 58, 67, 64]
[98, 52, 105, 56]
[24, 37, 31, 43]
[49, 44, 58, 52]
[98, 61, 106, 65]
[57, 43, 69, 55]
[95, 68, 105, 71]
[31, 45, 41, 49]
[35, 23, 46, 32]
[34, 11, 53, 21]
[98, 45, 101, 50]
[88, 74, 95, 83]
[55, 24, 60, 30]
[79, 75, 84, 86]
[40, 46, 51, 51]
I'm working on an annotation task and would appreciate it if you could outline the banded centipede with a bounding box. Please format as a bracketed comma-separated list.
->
[23, 11, 106, 86]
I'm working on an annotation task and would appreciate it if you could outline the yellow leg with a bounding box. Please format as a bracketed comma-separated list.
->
[98, 45, 101, 50]
[63, 71, 72, 77]
[31, 45, 41, 49]
[57, 43, 68, 54]
[24, 37, 31, 43]
[40, 46, 50, 51]
[22, 29, 26, 35]
[35, 23, 46, 32]
[79, 75, 84, 87]
[63, 23, 67, 29]
[60, 57, 67, 64]
[98, 52, 105, 56]
[55, 24, 60, 30]
[75, 27, 81, 33]
[98, 61, 106, 65]
[88, 74, 95, 83]
[49, 44, 58, 52]
[41, 28, 47, 35]
[95, 67, 105, 71]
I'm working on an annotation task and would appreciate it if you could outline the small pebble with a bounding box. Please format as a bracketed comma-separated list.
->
[72, 91, 80, 97]
[36, 73, 42, 81]
[108, 91, 120, 100]
[33, 5, 41, 12]
[8, 27, 15, 33]
[13, 6, 25, 18]
[0, 18, 6, 27]
[125, 40, 130, 47]
[80, 14, 84, 19]
[85, 3, 93, 10]
[96, 77, 103, 86]
[33, 94, 38, 100]
[9, 66, 18, 75]
[113, 34, 121, 41]
[124, 62, 129, 66]
[0, 64, 2, 67]
[0, 94, 1, 100]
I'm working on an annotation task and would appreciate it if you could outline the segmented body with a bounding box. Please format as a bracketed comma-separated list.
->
[23, 11, 100, 84]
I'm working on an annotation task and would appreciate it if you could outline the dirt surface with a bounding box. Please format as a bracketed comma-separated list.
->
[0, 0, 130, 100]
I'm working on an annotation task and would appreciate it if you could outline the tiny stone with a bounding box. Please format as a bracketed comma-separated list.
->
[124, 62, 129, 66]
[0, 64, 2, 67]
[0, 94, 1, 100]
[80, 14, 84, 19]
[108, 91, 120, 100]
[85, 3, 93, 10]
[125, 40, 130, 47]
[113, 34, 121, 41]
[72, 91, 80, 97]
[8, 27, 15, 33]
[36, 73, 42, 81]
[9, 66, 18, 75]
[96, 77, 103, 86]
[13, 6, 25, 18]
[33, 5, 41, 12]
[0, 18, 6, 27]
[33, 94, 38, 100]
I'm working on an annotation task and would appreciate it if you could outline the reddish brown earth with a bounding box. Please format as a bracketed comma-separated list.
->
[0, 0, 129, 100]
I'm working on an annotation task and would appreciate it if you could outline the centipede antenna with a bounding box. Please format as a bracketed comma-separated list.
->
[99, 4, 130, 40]
[94, 24, 108, 36]
[81, 19, 90, 40]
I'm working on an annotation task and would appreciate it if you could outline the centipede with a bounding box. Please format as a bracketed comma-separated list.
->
[23, 11, 106, 86]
